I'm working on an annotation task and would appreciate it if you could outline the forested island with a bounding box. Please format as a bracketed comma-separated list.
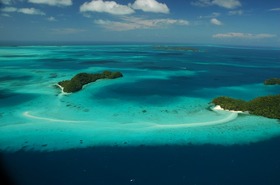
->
[212, 78, 280, 119]
[264, 78, 280, 85]
[212, 94, 280, 119]
[58, 71, 123, 93]
[212, 95, 280, 119]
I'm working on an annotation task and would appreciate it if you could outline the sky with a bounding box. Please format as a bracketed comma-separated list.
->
[0, 0, 280, 46]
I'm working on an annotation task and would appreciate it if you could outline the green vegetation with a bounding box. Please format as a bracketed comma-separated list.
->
[212, 94, 280, 119]
[247, 95, 280, 119]
[212, 96, 248, 112]
[264, 78, 280, 85]
[58, 71, 123, 93]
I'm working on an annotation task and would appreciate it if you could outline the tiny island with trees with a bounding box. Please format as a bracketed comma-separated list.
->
[264, 78, 280, 85]
[212, 95, 280, 119]
[57, 71, 123, 93]
[212, 78, 280, 119]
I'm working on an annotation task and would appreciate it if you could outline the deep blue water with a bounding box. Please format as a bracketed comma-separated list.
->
[1, 137, 280, 185]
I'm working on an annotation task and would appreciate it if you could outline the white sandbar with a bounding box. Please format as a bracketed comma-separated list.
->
[22, 107, 237, 128]
[23, 111, 88, 123]
[151, 111, 238, 128]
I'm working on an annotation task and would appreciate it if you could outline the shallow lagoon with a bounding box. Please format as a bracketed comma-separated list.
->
[0, 45, 280, 152]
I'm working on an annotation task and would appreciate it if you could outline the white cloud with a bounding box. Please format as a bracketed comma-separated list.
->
[192, 0, 241, 9]
[269, 8, 280, 11]
[80, 0, 170, 15]
[213, 32, 277, 39]
[28, 0, 72, 6]
[80, 0, 134, 15]
[95, 17, 189, 31]
[1, 6, 45, 15]
[130, 0, 169, 14]
[210, 18, 222, 25]
[228, 10, 243, 15]
[17, 8, 45, 15]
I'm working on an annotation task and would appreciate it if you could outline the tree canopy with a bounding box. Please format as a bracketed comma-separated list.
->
[58, 71, 123, 93]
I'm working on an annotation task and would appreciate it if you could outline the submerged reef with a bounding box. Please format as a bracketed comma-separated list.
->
[58, 71, 123, 93]
[212, 95, 280, 119]
[264, 78, 280, 85]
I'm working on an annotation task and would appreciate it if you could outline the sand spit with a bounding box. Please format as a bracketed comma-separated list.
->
[22, 108, 237, 128]
[23, 111, 88, 123]
[55, 83, 71, 95]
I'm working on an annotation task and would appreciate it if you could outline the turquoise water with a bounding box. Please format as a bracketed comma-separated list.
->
[0, 44, 280, 151]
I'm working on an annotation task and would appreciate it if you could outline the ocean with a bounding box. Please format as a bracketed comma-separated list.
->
[0, 44, 280, 185]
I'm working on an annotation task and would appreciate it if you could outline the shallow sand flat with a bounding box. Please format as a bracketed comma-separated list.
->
[1, 102, 280, 152]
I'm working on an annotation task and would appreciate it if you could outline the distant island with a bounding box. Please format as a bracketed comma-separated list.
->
[212, 95, 280, 119]
[57, 71, 123, 93]
[264, 78, 280, 85]
[154, 46, 199, 52]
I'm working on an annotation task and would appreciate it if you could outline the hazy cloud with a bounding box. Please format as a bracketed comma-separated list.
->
[130, 0, 169, 14]
[192, 0, 241, 9]
[47, 16, 57, 21]
[51, 28, 86, 34]
[228, 10, 243, 15]
[210, 18, 222, 25]
[269, 8, 280, 11]
[0, 0, 13, 5]
[80, 0, 134, 15]
[1, 6, 45, 15]
[212, 0, 241, 9]
[28, 0, 72, 6]
[191, 0, 212, 7]
[1, 13, 10, 16]
[1, 6, 17, 12]
[95, 19, 140, 31]
[213, 32, 277, 39]
[199, 12, 220, 19]
[95, 17, 189, 31]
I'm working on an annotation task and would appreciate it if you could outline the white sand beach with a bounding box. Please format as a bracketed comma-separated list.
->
[212, 105, 248, 114]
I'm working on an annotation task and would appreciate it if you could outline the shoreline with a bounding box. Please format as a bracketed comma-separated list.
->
[212, 105, 248, 114]
[55, 83, 71, 95]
